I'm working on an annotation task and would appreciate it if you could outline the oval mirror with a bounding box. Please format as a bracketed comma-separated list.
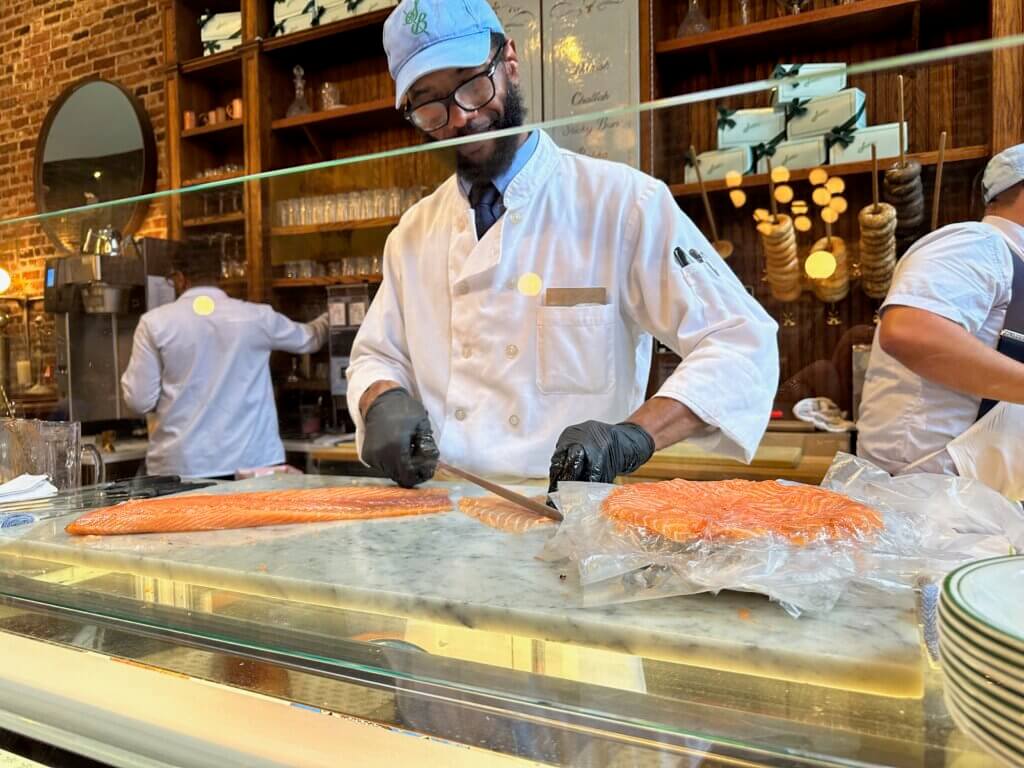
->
[34, 78, 157, 254]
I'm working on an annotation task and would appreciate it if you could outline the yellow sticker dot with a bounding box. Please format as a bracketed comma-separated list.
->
[826, 177, 846, 195]
[791, 200, 809, 215]
[805, 250, 837, 279]
[753, 208, 771, 222]
[812, 187, 833, 207]
[725, 171, 743, 189]
[192, 295, 216, 316]
[774, 185, 794, 204]
[770, 166, 791, 184]
[829, 195, 849, 214]
[729, 189, 747, 208]
[809, 168, 829, 186]
[517, 272, 543, 297]
[794, 215, 813, 232]
[821, 207, 839, 224]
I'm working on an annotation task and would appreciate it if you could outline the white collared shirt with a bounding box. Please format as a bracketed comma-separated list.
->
[121, 287, 328, 477]
[857, 216, 1017, 475]
[346, 130, 780, 479]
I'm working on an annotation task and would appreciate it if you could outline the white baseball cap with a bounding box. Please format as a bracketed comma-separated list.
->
[982, 144, 1024, 204]
[383, 0, 505, 110]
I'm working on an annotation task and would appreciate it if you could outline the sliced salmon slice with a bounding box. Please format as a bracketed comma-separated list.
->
[459, 495, 556, 533]
[602, 479, 882, 546]
[66, 486, 453, 536]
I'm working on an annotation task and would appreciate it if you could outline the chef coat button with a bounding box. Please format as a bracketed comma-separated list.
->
[509, 414, 520, 427]
[509, 212, 522, 225]
[461, 345, 472, 359]
[455, 283, 469, 296]
[505, 344, 519, 358]
[455, 408, 467, 421]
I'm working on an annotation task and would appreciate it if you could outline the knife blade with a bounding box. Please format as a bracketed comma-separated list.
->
[437, 461, 562, 522]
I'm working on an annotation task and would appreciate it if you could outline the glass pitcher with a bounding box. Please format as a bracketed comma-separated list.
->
[0, 420, 105, 491]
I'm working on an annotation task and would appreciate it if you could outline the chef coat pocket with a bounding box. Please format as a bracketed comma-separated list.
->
[536, 303, 615, 395]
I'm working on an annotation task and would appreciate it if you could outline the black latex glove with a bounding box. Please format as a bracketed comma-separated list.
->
[548, 421, 656, 494]
[362, 388, 439, 488]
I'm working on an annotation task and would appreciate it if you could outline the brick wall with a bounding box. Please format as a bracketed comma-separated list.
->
[0, 0, 168, 297]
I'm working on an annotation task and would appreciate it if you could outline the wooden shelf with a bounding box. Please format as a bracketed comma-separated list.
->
[271, 98, 398, 134]
[183, 212, 245, 228]
[218, 278, 248, 290]
[182, 171, 245, 187]
[182, 119, 244, 140]
[270, 217, 399, 236]
[179, 47, 243, 80]
[261, 9, 391, 56]
[655, 0, 919, 58]
[272, 275, 382, 289]
[669, 145, 989, 198]
[279, 380, 332, 393]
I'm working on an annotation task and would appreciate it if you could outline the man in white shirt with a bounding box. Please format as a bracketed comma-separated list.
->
[858, 144, 1024, 492]
[121, 250, 328, 477]
[346, 0, 779, 489]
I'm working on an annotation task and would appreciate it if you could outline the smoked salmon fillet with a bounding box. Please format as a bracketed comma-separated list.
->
[66, 486, 453, 536]
[602, 479, 882, 546]
[459, 495, 556, 533]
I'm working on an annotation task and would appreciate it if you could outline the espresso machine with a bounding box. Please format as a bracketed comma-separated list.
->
[44, 237, 178, 424]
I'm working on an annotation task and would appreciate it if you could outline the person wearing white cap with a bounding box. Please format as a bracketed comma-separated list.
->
[345, 0, 779, 490]
[857, 143, 1024, 499]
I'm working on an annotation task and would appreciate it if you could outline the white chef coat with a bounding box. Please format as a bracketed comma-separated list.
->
[857, 216, 1017, 475]
[121, 287, 328, 477]
[346, 130, 779, 479]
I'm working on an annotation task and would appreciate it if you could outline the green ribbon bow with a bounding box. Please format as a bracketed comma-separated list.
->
[346, 0, 366, 10]
[309, 5, 326, 25]
[782, 98, 809, 123]
[825, 102, 867, 150]
[772, 64, 803, 80]
[717, 107, 737, 132]
[197, 11, 214, 29]
[750, 130, 788, 172]
[202, 39, 221, 53]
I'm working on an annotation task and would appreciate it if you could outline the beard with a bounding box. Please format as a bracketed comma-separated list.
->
[454, 83, 527, 185]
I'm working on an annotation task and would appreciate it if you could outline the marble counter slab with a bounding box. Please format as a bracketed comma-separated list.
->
[1, 475, 924, 698]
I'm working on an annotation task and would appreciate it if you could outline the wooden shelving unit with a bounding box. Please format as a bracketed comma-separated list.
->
[181, 119, 244, 140]
[183, 211, 246, 228]
[669, 145, 989, 197]
[272, 275, 382, 289]
[181, 171, 245, 187]
[270, 217, 399, 237]
[655, 0, 920, 58]
[271, 98, 398, 134]
[260, 9, 391, 55]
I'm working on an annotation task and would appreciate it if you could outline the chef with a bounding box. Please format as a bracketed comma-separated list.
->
[858, 144, 1024, 499]
[121, 249, 328, 478]
[346, 0, 779, 489]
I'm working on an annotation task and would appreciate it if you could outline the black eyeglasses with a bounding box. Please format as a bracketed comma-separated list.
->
[404, 42, 505, 133]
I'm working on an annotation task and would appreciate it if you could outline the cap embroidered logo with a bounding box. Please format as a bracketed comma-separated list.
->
[404, 0, 428, 34]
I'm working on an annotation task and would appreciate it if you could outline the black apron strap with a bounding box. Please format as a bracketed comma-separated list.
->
[978, 247, 1024, 420]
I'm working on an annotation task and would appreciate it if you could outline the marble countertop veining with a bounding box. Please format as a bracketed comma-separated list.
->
[2, 475, 924, 697]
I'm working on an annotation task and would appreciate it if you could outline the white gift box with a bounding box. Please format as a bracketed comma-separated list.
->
[274, 0, 317, 23]
[317, 0, 398, 24]
[756, 137, 828, 174]
[787, 88, 866, 141]
[830, 122, 909, 164]
[717, 108, 786, 150]
[685, 147, 752, 184]
[773, 63, 847, 104]
[199, 12, 241, 42]
[273, 11, 316, 36]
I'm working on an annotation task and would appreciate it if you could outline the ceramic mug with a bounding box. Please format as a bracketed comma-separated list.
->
[215, 106, 227, 123]
[183, 110, 197, 130]
[227, 98, 243, 120]
[206, 109, 219, 125]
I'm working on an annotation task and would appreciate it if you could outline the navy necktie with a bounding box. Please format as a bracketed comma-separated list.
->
[470, 182, 501, 239]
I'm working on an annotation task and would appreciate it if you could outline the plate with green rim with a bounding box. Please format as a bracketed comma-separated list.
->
[944, 556, 1024, 654]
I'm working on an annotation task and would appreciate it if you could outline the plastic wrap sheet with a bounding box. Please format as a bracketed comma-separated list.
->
[543, 454, 1024, 617]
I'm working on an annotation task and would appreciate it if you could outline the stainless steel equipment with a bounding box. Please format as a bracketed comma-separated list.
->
[44, 238, 178, 424]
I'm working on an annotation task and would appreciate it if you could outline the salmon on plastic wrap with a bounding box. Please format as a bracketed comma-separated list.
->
[66, 486, 453, 536]
[543, 454, 1024, 617]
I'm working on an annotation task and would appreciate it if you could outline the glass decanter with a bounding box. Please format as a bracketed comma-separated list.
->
[286, 65, 312, 118]
[678, 0, 711, 36]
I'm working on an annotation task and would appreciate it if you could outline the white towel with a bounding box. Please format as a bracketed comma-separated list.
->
[0, 474, 58, 504]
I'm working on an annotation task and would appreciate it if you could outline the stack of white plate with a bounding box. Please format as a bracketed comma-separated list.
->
[939, 555, 1024, 767]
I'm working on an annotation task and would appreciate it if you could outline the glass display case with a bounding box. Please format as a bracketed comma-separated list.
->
[0, 6, 1021, 766]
